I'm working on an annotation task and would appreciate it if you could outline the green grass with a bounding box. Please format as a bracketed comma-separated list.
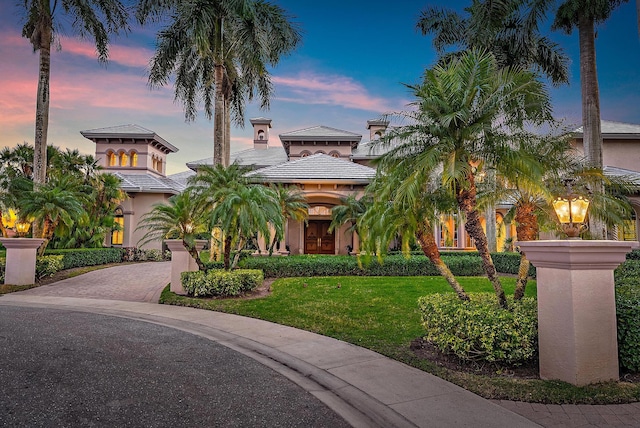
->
[161, 275, 640, 404]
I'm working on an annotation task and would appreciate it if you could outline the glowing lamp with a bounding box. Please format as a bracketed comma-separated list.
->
[15, 221, 31, 237]
[552, 194, 590, 239]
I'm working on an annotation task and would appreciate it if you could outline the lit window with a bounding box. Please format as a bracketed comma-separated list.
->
[131, 152, 138, 167]
[120, 152, 129, 166]
[622, 210, 638, 241]
[156, 158, 163, 172]
[112, 209, 124, 245]
[107, 151, 116, 167]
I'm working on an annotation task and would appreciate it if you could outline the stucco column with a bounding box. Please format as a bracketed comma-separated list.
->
[164, 239, 207, 295]
[352, 230, 360, 254]
[0, 238, 46, 285]
[519, 240, 636, 386]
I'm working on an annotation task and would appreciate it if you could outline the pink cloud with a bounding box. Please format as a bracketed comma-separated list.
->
[57, 36, 152, 68]
[272, 72, 394, 112]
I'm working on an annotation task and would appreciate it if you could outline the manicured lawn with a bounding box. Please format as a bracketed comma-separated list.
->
[161, 276, 640, 404]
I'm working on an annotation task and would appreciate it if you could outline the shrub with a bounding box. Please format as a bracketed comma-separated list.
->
[491, 252, 537, 278]
[615, 260, 640, 288]
[35, 255, 65, 280]
[45, 248, 125, 269]
[616, 286, 640, 372]
[418, 293, 538, 365]
[182, 269, 263, 297]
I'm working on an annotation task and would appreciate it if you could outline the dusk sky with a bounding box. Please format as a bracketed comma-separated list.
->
[1, 1, 639, 175]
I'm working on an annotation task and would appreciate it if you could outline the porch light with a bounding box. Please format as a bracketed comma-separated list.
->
[552, 182, 590, 239]
[15, 220, 31, 237]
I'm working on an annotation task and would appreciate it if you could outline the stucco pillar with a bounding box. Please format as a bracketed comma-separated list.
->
[519, 240, 636, 386]
[352, 230, 360, 254]
[0, 238, 46, 285]
[164, 239, 207, 295]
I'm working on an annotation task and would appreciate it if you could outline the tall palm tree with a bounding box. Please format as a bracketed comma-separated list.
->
[138, 0, 301, 166]
[329, 194, 371, 242]
[137, 190, 209, 270]
[553, 0, 628, 239]
[268, 184, 308, 255]
[20, 0, 129, 185]
[378, 50, 553, 309]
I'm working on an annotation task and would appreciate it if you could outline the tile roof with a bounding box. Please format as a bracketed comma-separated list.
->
[573, 120, 640, 138]
[603, 166, 640, 183]
[186, 146, 288, 170]
[247, 153, 376, 183]
[280, 125, 362, 141]
[80, 124, 178, 152]
[167, 170, 196, 188]
[351, 140, 395, 159]
[114, 172, 185, 194]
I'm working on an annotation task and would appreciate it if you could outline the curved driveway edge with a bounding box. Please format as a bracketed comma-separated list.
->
[0, 294, 538, 428]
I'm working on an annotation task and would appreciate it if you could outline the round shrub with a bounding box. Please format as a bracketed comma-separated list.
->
[418, 293, 538, 365]
[181, 269, 263, 297]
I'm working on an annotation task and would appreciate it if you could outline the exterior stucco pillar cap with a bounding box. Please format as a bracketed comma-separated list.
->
[518, 240, 638, 270]
[0, 238, 46, 249]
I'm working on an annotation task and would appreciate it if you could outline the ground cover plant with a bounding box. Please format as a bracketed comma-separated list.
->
[161, 275, 640, 404]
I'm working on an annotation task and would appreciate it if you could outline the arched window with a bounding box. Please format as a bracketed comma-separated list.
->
[107, 151, 116, 167]
[156, 158, 163, 173]
[314, 150, 326, 155]
[119, 152, 129, 166]
[111, 207, 124, 245]
[300, 150, 311, 158]
[329, 151, 341, 158]
[374, 131, 382, 140]
[257, 130, 265, 140]
[152, 156, 158, 171]
[130, 151, 138, 167]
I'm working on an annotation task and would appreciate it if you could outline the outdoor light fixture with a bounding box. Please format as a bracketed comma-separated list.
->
[552, 181, 590, 239]
[15, 220, 31, 237]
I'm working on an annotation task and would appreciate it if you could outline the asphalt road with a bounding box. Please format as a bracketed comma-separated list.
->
[0, 306, 350, 427]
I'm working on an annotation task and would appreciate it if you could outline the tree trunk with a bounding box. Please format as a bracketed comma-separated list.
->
[415, 220, 470, 301]
[514, 201, 538, 300]
[183, 238, 205, 271]
[223, 234, 232, 270]
[224, 97, 231, 167]
[33, 20, 52, 186]
[457, 179, 508, 309]
[579, 13, 606, 239]
[213, 64, 225, 167]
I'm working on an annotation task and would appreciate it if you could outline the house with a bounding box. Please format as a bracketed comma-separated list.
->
[82, 119, 640, 253]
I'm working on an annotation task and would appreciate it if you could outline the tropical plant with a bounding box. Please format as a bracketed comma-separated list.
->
[329, 194, 371, 243]
[138, 0, 301, 166]
[552, 0, 629, 238]
[359, 164, 470, 301]
[137, 190, 209, 270]
[376, 49, 554, 309]
[268, 184, 308, 255]
[19, 0, 129, 185]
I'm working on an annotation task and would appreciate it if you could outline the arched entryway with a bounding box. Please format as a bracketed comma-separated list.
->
[305, 220, 335, 254]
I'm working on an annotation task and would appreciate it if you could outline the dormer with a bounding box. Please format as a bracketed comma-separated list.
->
[279, 125, 362, 160]
[250, 117, 272, 150]
[80, 124, 178, 177]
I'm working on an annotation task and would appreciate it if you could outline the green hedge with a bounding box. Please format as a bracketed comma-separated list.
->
[616, 286, 640, 372]
[418, 293, 538, 365]
[238, 254, 484, 278]
[45, 248, 125, 269]
[182, 269, 263, 297]
[491, 252, 537, 278]
[0, 255, 65, 283]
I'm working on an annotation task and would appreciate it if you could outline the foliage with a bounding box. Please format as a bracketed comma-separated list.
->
[45, 248, 125, 269]
[616, 286, 640, 372]
[418, 293, 538, 365]
[181, 269, 263, 297]
[35, 255, 65, 280]
[491, 252, 537, 278]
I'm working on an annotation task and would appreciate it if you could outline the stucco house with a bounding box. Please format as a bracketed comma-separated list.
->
[81, 119, 640, 253]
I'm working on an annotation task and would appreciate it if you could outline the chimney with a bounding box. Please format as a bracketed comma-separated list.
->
[367, 119, 389, 141]
[250, 117, 272, 150]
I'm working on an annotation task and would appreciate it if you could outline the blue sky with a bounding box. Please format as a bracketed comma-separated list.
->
[1, 0, 639, 174]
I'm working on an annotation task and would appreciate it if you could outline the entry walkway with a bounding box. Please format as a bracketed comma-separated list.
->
[2, 261, 640, 427]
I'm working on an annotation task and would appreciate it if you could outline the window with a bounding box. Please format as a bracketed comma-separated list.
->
[258, 130, 265, 140]
[374, 131, 382, 140]
[119, 152, 129, 166]
[131, 152, 138, 167]
[111, 208, 124, 245]
[300, 150, 311, 158]
[156, 158, 163, 173]
[622, 210, 638, 241]
[329, 151, 340, 158]
[107, 151, 116, 167]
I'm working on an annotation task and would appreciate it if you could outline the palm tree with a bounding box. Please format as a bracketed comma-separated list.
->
[553, 0, 628, 239]
[210, 184, 282, 269]
[18, 176, 85, 255]
[329, 194, 371, 251]
[268, 184, 308, 255]
[138, 0, 301, 166]
[359, 164, 470, 301]
[20, 0, 129, 185]
[137, 190, 209, 270]
[377, 50, 553, 309]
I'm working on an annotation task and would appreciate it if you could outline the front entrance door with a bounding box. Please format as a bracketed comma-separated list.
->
[305, 221, 335, 254]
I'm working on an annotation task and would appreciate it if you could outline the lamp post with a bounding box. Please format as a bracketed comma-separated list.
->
[15, 220, 31, 237]
[552, 181, 590, 239]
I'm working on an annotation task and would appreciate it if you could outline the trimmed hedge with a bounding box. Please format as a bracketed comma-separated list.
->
[419, 293, 538, 365]
[491, 252, 537, 278]
[238, 254, 484, 278]
[616, 286, 640, 372]
[0, 255, 64, 283]
[45, 248, 125, 269]
[182, 269, 263, 297]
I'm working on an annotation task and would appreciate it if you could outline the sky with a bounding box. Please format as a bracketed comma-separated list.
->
[1, 1, 639, 175]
